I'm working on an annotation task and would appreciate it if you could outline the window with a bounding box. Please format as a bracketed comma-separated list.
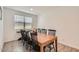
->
[14, 15, 32, 30]
[14, 15, 24, 30]
[25, 17, 32, 29]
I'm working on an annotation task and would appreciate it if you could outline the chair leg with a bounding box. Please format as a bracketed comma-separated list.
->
[23, 40, 25, 46]
[30, 46, 32, 52]
[25, 42, 28, 49]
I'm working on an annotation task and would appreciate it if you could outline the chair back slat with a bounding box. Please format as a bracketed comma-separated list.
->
[48, 29, 56, 36]
[41, 29, 47, 34]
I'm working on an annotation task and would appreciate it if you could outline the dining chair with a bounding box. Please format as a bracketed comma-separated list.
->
[19, 29, 38, 52]
[25, 31, 33, 51]
[20, 30, 26, 45]
[31, 31, 40, 52]
[19, 30, 36, 51]
[20, 30, 34, 51]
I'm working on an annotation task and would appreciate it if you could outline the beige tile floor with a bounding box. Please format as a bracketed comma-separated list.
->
[2, 40, 79, 52]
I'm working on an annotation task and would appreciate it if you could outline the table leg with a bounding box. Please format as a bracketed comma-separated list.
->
[54, 37, 57, 52]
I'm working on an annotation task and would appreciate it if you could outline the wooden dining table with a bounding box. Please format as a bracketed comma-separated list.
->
[33, 33, 57, 52]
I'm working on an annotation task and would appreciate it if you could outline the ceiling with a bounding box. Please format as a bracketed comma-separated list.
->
[4, 6, 61, 15]
[5, 6, 79, 16]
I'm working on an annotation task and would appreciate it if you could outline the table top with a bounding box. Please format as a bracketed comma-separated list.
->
[33, 33, 56, 45]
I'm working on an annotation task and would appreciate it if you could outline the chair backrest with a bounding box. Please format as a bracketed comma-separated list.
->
[26, 31, 32, 41]
[20, 30, 26, 38]
[37, 28, 41, 33]
[20, 30, 28, 41]
[41, 29, 47, 34]
[31, 32, 38, 46]
[48, 29, 56, 36]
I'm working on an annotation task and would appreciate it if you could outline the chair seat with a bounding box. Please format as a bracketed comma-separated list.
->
[44, 42, 54, 52]
[49, 44, 54, 48]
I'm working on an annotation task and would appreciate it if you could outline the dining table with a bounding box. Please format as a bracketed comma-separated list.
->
[32, 33, 57, 52]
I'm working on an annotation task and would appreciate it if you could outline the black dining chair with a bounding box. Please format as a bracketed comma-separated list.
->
[19, 30, 33, 51]
[20, 30, 32, 50]
[31, 32, 40, 52]
[25, 31, 33, 51]
[20, 30, 27, 46]
[20, 29, 40, 52]
[20, 30, 33, 51]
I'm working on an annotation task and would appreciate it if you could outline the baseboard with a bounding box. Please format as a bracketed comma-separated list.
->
[4, 39, 18, 44]
[1, 42, 5, 52]
[58, 42, 79, 50]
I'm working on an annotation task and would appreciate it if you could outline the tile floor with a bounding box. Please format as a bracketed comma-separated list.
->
[2, 40, 79, 52]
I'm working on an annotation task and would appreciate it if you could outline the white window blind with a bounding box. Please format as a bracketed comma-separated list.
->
[25, 17, 32, 29]
[25, 17, 32, 23]
[14, 15, 24, 30]
[14, 15, 24, 23]
[14, 15, 32, 30]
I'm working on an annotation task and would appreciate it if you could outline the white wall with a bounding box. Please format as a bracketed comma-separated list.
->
[37, 7, 79, 49]
[3, 7, 38, 42]
[0, 7, 3, 51]
[0, 21, 3, 51]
